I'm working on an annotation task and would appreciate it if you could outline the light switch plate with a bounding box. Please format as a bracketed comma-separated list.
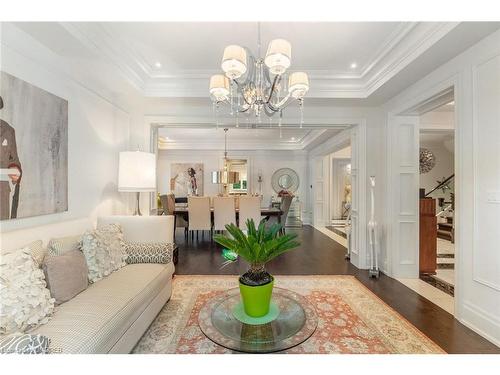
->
[486, 191, 500, 203]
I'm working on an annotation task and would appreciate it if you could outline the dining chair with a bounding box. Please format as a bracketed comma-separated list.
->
[187, 196, 211, 240]
[267, 195, 293, 234]
[239, 196, 262, 230]
[213, 196, 236, 232]
[159, 194, 169, 215]
[163, 193, 188, 239]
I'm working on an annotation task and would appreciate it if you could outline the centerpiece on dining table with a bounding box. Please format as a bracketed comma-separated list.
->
[213, 219, 300, 318]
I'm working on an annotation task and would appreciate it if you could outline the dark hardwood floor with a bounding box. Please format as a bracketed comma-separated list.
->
[174, 225, 499, 354]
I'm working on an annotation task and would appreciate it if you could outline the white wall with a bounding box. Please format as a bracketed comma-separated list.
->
[382, 29, 500, 346]
[420, 110, 455, 130]
[0, 23, 131, 244]
[157, 149, 308, 215]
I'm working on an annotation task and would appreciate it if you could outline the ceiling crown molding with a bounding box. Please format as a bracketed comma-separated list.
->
[60, 22, 460, 99]
[157, 128, 340, 151]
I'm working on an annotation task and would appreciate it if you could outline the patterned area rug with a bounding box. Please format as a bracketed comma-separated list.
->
[133, 275, 445, 354]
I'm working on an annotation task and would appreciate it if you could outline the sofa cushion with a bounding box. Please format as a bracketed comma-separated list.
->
[43, 251, 89, 305]
[81, 224, 127, 283]
[0, 247, 55, 335]
[47, 235, 82, 256]
[32, 262, 174, 353]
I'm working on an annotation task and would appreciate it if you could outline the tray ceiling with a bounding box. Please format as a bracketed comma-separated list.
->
[11, 22, 500, 101]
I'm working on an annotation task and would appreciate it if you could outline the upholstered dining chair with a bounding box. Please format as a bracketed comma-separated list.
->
[239, 196, 262, 230]
[161, 193, 188, 239]
[159, 194, 169, 215]
[213, 196, 236, 232]
[187, 196, 211, 240]
[267, 195, 293, 233]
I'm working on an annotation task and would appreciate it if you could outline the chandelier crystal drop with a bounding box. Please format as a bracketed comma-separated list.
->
[209, 24, 309, 125]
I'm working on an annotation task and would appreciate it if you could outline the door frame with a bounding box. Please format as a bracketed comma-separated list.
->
[330, 157, 351, 222]
[309, 121, 367, 269]
[385, 76, 460, 312]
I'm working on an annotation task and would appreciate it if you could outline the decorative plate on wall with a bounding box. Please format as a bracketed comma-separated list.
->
[271, 168, 300, 194]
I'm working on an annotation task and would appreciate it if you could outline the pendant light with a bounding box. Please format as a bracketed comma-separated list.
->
[211, 128, 239, 194]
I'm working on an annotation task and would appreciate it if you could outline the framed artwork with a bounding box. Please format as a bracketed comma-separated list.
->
[0, 71, 68, 220]
[170, 163, 203, 197]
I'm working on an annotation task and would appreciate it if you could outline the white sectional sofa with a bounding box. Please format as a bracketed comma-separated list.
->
[1, 215, 175, 354]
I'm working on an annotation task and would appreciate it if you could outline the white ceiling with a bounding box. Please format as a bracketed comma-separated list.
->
[157, 127, 342, 151]
[90, 22, 403, 75]
[12, 21, 500, 101]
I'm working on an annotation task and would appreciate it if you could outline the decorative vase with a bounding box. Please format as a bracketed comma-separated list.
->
[239, 277, 274, 317]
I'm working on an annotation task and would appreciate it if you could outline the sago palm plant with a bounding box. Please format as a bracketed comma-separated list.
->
[213, 219, 300, 286]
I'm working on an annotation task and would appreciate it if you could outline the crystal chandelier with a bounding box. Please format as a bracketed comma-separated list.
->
[209, 24, 309, 127]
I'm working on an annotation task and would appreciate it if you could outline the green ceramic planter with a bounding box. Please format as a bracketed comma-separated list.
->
[239, 277, 274, 317]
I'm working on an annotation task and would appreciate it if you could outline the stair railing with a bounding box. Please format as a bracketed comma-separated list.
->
[436, 204, 453, 217]
[425, 174, 455, 197]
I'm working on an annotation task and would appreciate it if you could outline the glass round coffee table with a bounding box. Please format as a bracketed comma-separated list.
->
[198, 287, 317, 353]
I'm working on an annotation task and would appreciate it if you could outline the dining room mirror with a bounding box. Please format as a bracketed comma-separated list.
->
[228, 159, 248, 195]
[272, 168, 300, 193]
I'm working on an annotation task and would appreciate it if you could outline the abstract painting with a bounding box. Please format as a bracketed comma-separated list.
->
[170, 163, 203, 197]
[0, 71, 68, 220]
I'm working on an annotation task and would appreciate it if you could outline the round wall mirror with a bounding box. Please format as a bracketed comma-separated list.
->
[278, 175, 293, 189]
[272, 168, 300, 193]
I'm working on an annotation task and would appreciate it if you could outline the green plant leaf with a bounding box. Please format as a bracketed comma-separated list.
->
[213, 219, 300, 266]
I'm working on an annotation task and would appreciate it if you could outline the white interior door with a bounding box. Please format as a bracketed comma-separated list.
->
[388, 115, 420, 278]
[313, 156, 329, 226]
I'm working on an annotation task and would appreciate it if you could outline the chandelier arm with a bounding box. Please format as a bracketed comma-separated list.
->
[268, 92, 293, 111]
[237, 51, 256, 87]
[237, 105, 251, 113]
[266, 75, 281, 104]
[263, 104, 278, 117]
[263, 63, 273, 85]
[232, 79, 255, 107]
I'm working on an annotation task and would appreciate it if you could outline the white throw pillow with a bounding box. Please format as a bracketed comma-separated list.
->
[81, 223, 127, 283]
[0, 248, 55, 335]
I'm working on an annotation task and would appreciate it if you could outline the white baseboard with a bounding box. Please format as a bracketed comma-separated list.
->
[460, 301, 500, 348]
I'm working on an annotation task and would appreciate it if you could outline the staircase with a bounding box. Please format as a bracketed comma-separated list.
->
[437, 217, 454, 242]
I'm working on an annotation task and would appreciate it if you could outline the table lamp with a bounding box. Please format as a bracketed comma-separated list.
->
[118, 151, 156, 215]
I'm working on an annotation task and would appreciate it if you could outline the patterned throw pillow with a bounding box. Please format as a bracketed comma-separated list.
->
[0, 248, 55, 335]
[125, 242, 173, 264]
[0, 333, 50, 354]
[80, 224, 127, 283]
[25, 240, 47, 268]
[47, 235, 82, 256]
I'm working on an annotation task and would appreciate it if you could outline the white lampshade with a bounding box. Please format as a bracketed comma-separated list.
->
[265, 39, 291, 75]
[288, 72, 309, 99]
[209, 74, 230, 101]
[221, 45, 247, 79]
[118, 151, 156, 192]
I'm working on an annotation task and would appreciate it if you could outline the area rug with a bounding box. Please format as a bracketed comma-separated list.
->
[133, 275, 445, 354]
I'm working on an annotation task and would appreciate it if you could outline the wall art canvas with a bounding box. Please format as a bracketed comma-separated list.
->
[170, 163, 203, 197]
[0, 71, 68, 220]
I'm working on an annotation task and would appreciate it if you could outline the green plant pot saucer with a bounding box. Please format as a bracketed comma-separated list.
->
[232, 301, 280, 325]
